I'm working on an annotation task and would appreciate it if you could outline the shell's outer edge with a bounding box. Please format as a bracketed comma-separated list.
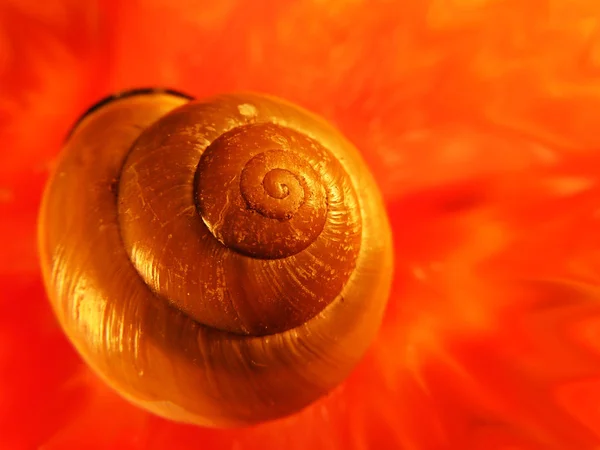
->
[64, 87, 195, 140]
[38, 91, 394, 428]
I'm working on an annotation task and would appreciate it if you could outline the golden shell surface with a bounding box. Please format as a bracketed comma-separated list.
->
[38, 90, 394, 427]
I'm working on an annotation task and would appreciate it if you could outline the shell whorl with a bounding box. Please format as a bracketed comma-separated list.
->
[118, 109, 362, 336]
[38, 90, 393, 427]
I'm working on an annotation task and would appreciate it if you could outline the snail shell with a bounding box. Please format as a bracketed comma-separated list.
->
[38, 89, 394, 427]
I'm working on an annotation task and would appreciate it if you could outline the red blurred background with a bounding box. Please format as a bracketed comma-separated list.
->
[3, 0, 600, 449]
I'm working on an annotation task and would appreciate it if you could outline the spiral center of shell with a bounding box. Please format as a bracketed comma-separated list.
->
[263, 170, 292, 199]
[194, 123, 328, 259]
[240, 151, 307, 221]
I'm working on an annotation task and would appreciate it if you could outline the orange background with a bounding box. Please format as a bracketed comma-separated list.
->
[2, 1, 600, 449]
